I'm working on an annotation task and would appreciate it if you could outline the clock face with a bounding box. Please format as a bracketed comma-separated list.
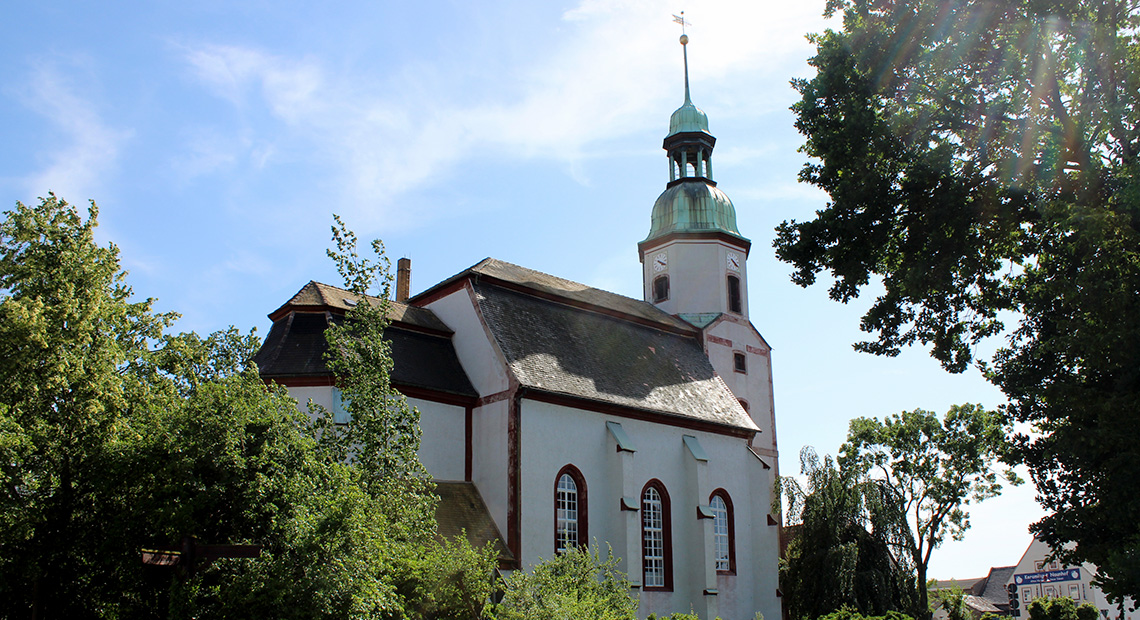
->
[727, 252, 741, 272]
[653, 252, 668, 272]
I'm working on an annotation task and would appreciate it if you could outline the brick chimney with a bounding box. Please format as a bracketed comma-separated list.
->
[396, 257, 411, 302]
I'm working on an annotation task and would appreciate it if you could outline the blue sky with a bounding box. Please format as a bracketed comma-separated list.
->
[1, 0, 1042, 578]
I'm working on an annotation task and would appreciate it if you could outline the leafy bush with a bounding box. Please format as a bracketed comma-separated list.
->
[492, 546, 638, 620]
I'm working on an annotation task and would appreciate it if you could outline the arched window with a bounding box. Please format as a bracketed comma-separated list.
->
[710, 489, 736, 574]
[555, 465, 587, 553]
[727, 275, 742, 313]
[641, 479, 673, 590]
[653, 275, 670, 303]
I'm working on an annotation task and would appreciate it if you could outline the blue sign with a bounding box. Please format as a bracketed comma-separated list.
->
[1013, 569, 1081, 585]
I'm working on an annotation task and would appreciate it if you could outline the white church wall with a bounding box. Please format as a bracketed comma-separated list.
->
[287, 385, 336, 416]
[516, 399, 619, 567]
[422, 286, 510, 396]
[408, 397, 465, 481]
[422, 284, 518, 540]
[517, 398, 778, 620]
[285, 386, 467, 482]
[704, 318, 778, 458]
[472, 397, 512, 545]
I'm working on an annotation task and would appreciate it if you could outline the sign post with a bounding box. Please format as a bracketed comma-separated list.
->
[142, 537, 261, 578]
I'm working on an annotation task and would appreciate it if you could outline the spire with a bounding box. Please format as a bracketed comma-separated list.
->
[682, 35, 692, 104]
[667, 23, 709, 137]
[641, 22, 747, 246]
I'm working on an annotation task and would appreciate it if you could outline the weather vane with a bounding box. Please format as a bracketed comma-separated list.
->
[672, 12, 690, 36]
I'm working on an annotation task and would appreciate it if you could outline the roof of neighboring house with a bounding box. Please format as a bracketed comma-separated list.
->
[964, 594, 1003, 614]
[255, 282, 476, 398]
[434, 482, 513, 563]
[933, 578, 985, 592]
[471, 279, 757, 432]
[977, 565, 1017, 610]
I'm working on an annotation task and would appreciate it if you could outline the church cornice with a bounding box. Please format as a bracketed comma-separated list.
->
[519, 387, 758, 439]
[638, 230, 752, 258]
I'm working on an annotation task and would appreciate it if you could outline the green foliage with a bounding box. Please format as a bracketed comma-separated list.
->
[1026, 596, 1100, 620]
[929, 585, 969, 620]
[0, 194, 176, 616]
[813, 607, 916, 620]
[493, 546, 639, 620]
[0, 198, 470, 618]
[322, 214, 436, 543]
[779, 0, 1140, 601]
[780, 447, 917, 620]
[840, 405, 1019, 618]
[388, 534, 500, 620]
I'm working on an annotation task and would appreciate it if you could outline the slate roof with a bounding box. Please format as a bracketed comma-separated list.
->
[416, 258, 697, 334]
[256, 283, 476, 398]
[271, 280, 451, 333]
[434, 482, 512, 562]
[471, 277, 757, 432]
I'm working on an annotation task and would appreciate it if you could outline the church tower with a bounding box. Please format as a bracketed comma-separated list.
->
[639, 33, 751, 322]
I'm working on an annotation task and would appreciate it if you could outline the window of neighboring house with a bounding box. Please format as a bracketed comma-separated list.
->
[332, 387, 351, 424]
[733, 352, 747, 374]
[727, 275, 742, 313]
[738, 399, 749, 412]
[642, 480, 672, 590]
[710, 489, 736, 574]
[555, 465, 587, 553]
[653, 275, 670, 303]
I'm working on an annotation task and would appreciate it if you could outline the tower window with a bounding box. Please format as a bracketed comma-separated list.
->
[734, 352, 747, 374]
[727, 275, 742, 313]
[653, 275, 670, 303]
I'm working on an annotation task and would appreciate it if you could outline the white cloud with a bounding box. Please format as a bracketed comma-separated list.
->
[20, 61, 132, 203]
[176, 0, 831, 230]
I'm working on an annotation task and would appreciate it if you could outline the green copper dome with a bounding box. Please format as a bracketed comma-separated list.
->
[645, 182, 745, 241]
[668, 101, 709, 136]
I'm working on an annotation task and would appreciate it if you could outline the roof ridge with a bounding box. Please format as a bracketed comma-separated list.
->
[467, 258, 696, 333]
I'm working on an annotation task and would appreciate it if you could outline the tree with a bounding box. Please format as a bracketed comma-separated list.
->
[839, 405, 1018, 619]
[0, 197, 442, 618]
[0, 194, 175, 616]
[777, 0, 1140, 602]
[492, 546, 639, 620]
[780, 447, 917, 620]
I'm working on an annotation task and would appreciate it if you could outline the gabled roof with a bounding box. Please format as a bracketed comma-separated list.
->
[471, 279, 757, 432]
[412, 258, 698, 335]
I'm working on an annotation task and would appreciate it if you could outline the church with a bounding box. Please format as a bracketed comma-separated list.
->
[254, 33, 782, 620]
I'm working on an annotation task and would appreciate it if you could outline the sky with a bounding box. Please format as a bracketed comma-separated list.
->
[0, 0, 1043, 579]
